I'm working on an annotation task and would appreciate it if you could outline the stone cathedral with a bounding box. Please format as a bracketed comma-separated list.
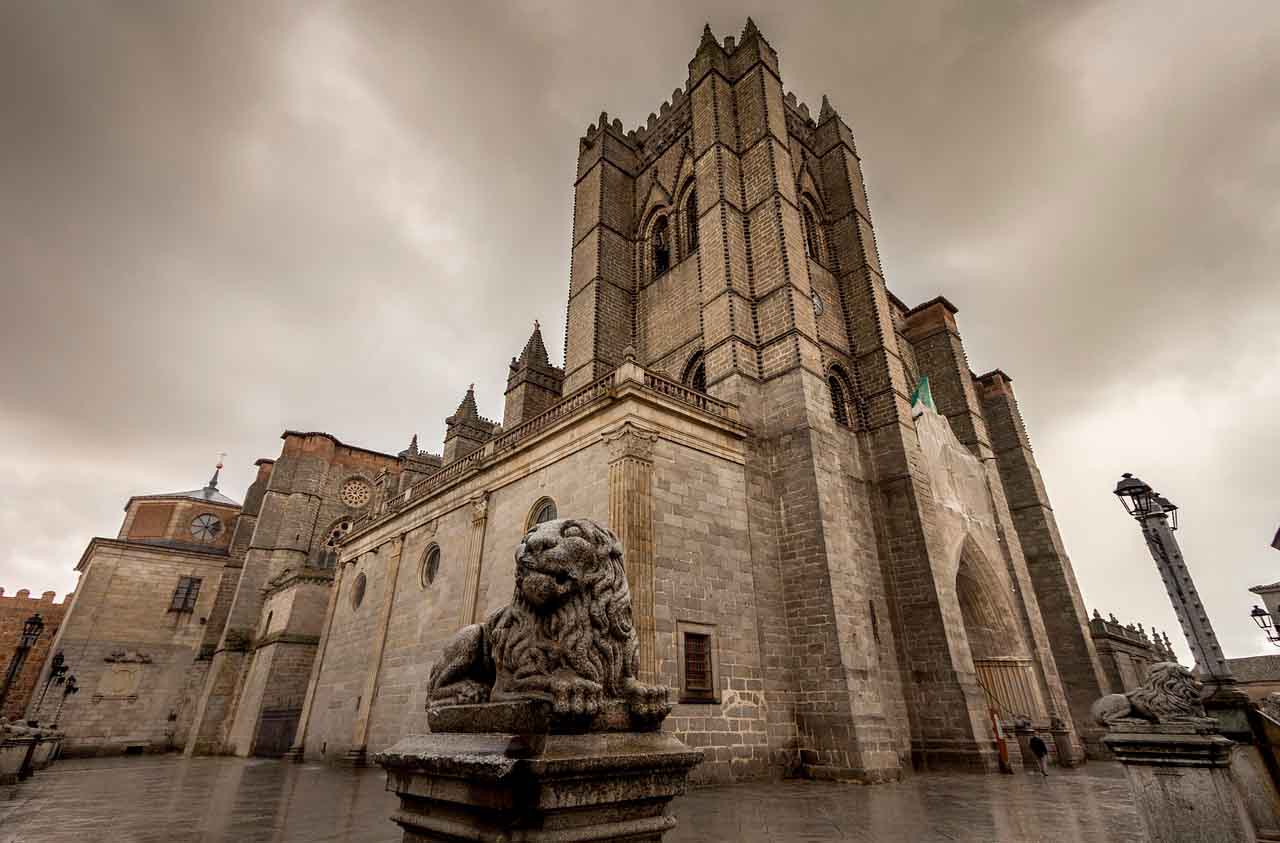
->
[36, 21, 1115, 783]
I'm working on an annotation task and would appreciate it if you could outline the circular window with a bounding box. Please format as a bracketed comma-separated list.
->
[325, 518, 354, 548]
[190, 513, 223, 541]
[339, 478, 371, 509]
[420, 545, 441, 589]
[811, 291, 825, 317]
[351, 572, 367, 610]
[528, 498, 557, 530]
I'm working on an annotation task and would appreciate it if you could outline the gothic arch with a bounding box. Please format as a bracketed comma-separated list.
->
[639, 204, 674, 281]
[681, 349, 707, 393]
[677, 177, 699, 258]
[825, 364, 854, 428]
[954, 536, 1045, 720]
[800, 192, 827, 265]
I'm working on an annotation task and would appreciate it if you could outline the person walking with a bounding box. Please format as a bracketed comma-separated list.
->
[1028, 734, 1050, 777]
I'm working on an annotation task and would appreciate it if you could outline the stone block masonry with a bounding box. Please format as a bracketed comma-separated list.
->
[0, 588, 71, 721]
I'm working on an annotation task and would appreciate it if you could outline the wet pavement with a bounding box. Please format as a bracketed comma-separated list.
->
[0, 755, 1144, 842]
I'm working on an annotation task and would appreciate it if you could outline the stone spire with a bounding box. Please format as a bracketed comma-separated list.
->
[517, 320, 551, 369]
[444, 384, 496, 464]
[819, 94, 836, 123]
[451, 384, 480, 422]
[503, 320, 565, 429]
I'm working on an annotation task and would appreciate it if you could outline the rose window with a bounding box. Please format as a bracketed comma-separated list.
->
[339, 478, 371, 509]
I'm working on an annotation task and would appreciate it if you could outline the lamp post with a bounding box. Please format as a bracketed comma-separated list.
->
[0, 613, 45, 714]
[1251, 606, 1280, 647]
[32, 651, 68, 720]
[1113, 473, 1233, 683]
[51, 675, 78, 727]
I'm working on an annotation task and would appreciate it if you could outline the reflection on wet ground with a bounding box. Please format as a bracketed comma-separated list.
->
[0, 755, 1143, 842]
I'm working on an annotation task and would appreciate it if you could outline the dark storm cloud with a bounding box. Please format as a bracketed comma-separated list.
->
[2, 2, 1277, 659]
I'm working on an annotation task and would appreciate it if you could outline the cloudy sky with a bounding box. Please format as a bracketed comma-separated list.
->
[2, 2, 1277, 662]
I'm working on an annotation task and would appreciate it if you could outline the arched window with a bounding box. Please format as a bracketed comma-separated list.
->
[684, 189, 699, 254]
[351, 572, 367, 610]
[828, 369, 851, 427]
[682, 351, 707, 393]
[527, 497, 558, 530]
[652, 215, 671, 277]
[802, 203, 822, 263]
[419, 544, 441, 589]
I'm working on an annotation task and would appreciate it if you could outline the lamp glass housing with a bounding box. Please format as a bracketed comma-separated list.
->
[1114, 473, 1154, 517]
[1252, 605, 1273, 631]
[19, 614, 44, 648]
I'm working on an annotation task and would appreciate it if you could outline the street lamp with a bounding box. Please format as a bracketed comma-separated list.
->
[1251, 606, 1280, 647]
[1113, 473, 1233, 684]
[51, 674, 78, 727]
[0, 613, 45, 713]
[33, 651, 68, 720]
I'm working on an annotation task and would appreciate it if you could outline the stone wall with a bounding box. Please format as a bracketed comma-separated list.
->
[38, 540, 229, 755]
[0, 588, 70, 721]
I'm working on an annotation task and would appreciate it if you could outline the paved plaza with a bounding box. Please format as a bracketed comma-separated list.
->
[0, 756, 1144, 842]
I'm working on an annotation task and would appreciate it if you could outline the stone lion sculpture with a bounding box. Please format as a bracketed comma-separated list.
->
[1091, 662, 1207, 727]
[428, 517, 670, 724]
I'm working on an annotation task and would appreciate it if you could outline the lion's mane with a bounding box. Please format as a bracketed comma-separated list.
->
[488, 520, 639, 697]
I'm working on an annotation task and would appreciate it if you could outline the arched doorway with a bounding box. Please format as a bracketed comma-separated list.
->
[955, 546, 1046, 722]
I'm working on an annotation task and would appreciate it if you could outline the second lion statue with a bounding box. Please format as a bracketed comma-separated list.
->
[427, 517, 670, 725]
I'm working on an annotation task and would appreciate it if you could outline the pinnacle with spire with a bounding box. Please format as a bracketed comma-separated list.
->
[204, 453, 225, 492]
[453, 384, 480, 421]
[516, 319, 551, 369]
[819, 94, 836, 123]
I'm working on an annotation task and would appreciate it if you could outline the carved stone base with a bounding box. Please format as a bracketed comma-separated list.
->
[0, 736, 37, 785]
[375, 701, 702, 843]
[1104, 723, 1258, 842]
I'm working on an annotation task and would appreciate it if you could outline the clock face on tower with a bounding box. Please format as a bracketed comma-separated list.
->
[190, 513, 222, 542]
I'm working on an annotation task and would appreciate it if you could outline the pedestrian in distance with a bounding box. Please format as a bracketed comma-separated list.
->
[1028, 734, 1049, 777]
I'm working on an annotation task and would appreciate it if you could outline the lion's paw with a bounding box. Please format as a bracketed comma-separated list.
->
[551, 675, 604, 717]
[623, 680, 671, 721]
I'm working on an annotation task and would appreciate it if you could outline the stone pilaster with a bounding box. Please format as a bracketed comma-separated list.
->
[458, 493, 490, 627]
[605, 422, 658, 684]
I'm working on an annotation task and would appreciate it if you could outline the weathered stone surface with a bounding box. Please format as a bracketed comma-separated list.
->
[1103, 724, 1257, 842]
[376, 730, 702, 842]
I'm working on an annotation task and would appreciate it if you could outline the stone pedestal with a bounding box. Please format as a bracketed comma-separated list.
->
[1203, 682, 1280, 840]
[375, 701, 702, 843]
[30, 733, 63, 770]
[1104, 723, 1257, 843]
[0, 735, 36, 785]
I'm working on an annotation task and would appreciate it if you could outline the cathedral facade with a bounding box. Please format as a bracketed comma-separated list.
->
[38, 21, 1112, 782]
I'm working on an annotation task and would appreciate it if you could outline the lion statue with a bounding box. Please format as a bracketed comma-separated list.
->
[428, 517, 670, 724]
[1091, 662, 1208, 727]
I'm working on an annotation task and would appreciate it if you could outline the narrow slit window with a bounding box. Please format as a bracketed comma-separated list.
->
[828, 375, 850, 427]
[653, 216, 670, 277]
[685, 190, 699, 253]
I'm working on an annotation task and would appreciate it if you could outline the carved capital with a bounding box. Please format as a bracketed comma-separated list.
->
[470, 492, 489, 523]
[603, 423, 658, 463]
